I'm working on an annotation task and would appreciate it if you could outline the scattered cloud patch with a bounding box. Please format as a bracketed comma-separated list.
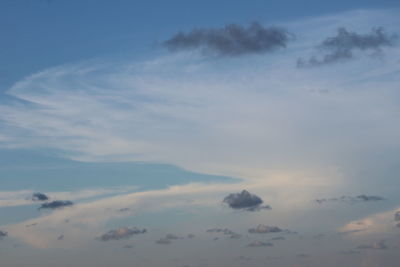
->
[32, 192, 49, 201]
[394, 211, 400, 221]
[298, 27, 397, 67]
[0, 230, 7, 240]
[271, 236, 285, 241]
[57, 235, 64, 240]
[206, 228, 241, 239]
[247, 241, 273, 247]
[156, 238, 172, 244]
[223, 190, 271, 211]
[164, 22, 290, 57]
[98, 227, 147, 241]
[248, 225, 283, 234]
[315, 195, 384, 204]
[357, 240, 388, 250]
[39, 200, 74, 209]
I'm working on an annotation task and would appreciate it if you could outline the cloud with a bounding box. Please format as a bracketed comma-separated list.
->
[223, 190, 271, 211]
[98, 227, 146, 241]
[394, 211, 400, 221]
[57, 234, 64, 240]
[271, 236, 285, 241]
[315, 195, 384, 204]
[164, 22, 290, 57]
[32, 192, 49, 201]
[206, 228, 241, 239]
[156, 238, 172, 244]
[247, 241, 273, 247]
[165, 233, 183, 240]
[0, 230, 7, 240]
[357, 240, 388, 250]
[39, 200, 74, 209]
[248, 225, 282, 234]
[297, 27, 397, 67]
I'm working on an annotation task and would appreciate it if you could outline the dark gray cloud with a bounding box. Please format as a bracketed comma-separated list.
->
[187, 234, 195, 239]
[247, 241, 273, 247]
[357, 240, 388, 250]
[165, 233, 183, 240]
[164, 22, 290, 57]
[248, 225, 282, 234]
[315, 195, 384, 204]
[298, 27, 397, 67]
[271, 236, 285, 241]
[25, 223, 38, 227]
[57, 235, 64, 240]
[98, 227, 147, 241]
[39, 200, 73, 209]
[395, 211, 400, 221]
[32, 192, 49, 201]
[223, 190, 271, 211]
[0, 230, 7, 240]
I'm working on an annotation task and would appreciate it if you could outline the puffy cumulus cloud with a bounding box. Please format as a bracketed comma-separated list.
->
[315, 195, 384, 204]
[223, 190, 271, 211]
[297, 27, 397, 67]
[0, 230, 7, 240]
[98, 227, 146, 241]
[164, 22, 290, 57]
[32, 192, 49, 201]
[247, 240, 273, 247]
[248, 225, 282, 234]
[39, 200, 74, 209]
[357, 240, 388, 250]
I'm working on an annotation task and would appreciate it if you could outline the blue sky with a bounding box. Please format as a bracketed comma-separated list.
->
[1, 1, 400, 267]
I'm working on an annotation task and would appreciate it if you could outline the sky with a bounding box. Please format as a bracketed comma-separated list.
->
[1, 1, 400, 267]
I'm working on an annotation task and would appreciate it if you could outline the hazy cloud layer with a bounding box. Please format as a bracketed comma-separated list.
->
[39, 200, 74, 209]
[247, 241, 273, 247]
[32, 192, 49, 201]
[248, 225, 282, 234]
[223, 190, 271, 211]
[395, 211, 400, 221]
[98, 227, 147, 241]
[298, 27, 397, 67]
[315, 195, 384, 204]
[164, 22, 290, 57]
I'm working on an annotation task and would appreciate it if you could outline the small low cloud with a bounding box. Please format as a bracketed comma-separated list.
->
[0, 230, 7, 240]
[315, 195, 384, 204]
[156, 238, 172, 244]
[248, 225, 282, 234]
[57, 235, 64, 240]
[298, 27, 397, 67]
[247, 241, 273, 247]
[394, 211, 400, 221]
[206, 228, 241, 239]
[271, 236, 285, 241]
[297, 254, 309, 258]
[357, 240, 388, 250]
[32, 192, 49, 201]
[164, 22, 290, 57]
[223, 190, 271, 211]
[39, 200, 74, 209]
[98, 227, 147, 241]
[187, 234, 195, 239]
[165, 234, 183, 240]
[339, 250, 361, 255]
